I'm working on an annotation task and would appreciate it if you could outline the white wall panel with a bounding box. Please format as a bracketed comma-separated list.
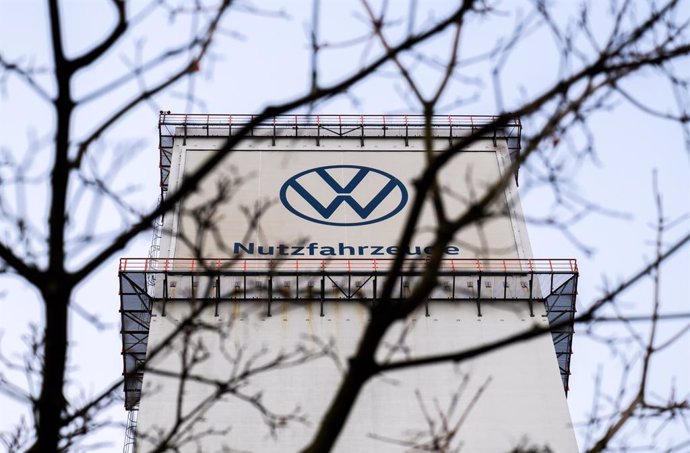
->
[136, 136, 578, 452]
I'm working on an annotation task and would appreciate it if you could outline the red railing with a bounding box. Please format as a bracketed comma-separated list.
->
[119, 258, 577, 273]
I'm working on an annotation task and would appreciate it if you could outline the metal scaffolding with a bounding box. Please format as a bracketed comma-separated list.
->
[157, 113, 522, 200]
[119, 257, 577, 410]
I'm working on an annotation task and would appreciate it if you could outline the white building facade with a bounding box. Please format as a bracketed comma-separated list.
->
[119, 114, 578, 452]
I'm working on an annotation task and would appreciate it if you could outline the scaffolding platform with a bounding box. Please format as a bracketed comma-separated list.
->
[119, 257, 577, 410]
[157, 113, 522, 199]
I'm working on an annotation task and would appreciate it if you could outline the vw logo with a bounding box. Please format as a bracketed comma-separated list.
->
[279, 165, 408, 226]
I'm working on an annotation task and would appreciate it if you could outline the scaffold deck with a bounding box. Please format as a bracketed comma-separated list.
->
[119, 258, 577, 410]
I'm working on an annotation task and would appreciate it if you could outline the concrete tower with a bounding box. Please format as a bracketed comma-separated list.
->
[119, 113, 578, 452]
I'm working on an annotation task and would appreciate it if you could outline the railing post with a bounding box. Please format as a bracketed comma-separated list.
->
[267, 275, 272, 317]
[360, 115, 364, 147]
[448, 115, 453, 145]
[404, 114, 409, 146]
[316, 115, 321, 146]
[183, 114, 188, 145]
[320, 275, 325, 317]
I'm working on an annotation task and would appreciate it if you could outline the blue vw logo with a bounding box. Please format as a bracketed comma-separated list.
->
[279, 165, 408, 226]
